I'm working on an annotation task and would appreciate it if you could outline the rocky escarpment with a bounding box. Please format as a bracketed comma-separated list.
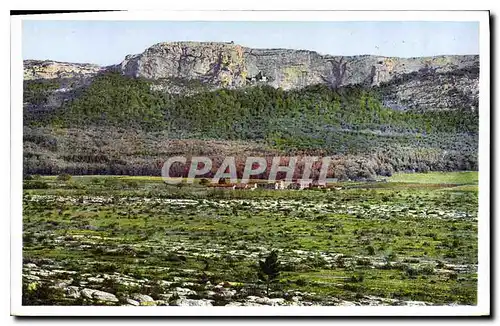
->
[24, 42, 480, 111]
[117, 42, 479, 88]
[118, 42, 248, 88]
[378, 67, 479, 111]
[23, 61, 102, 118]
[24, 60, 103, 80]
[115, 41, 479, 110]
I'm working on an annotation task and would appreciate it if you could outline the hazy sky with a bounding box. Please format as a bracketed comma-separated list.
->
[22, 20, 479, 66]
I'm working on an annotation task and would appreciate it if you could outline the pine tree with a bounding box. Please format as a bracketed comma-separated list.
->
[258, 250, 280, 296]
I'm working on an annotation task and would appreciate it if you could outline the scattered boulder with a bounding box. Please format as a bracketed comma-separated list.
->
[246, 295, 260, 302]
[30, 270, 54, 277]
[173, 287, 197, 297]
[269, 298, 286, 306]
[65, 286, 80, 299]
[54, 279, 73, 289]
[204, 291, 217, 298]
[338, 300, 357, 306]
[405, 301, 428, 306]
[131, 293, 156, 306]
[225, 302, 242, 306]
[125, 298, 140, 306]
[159, 280, 173, 287]
[158, 293, 174, 301]
[81, 288, 96, 299]
[23, 274, 41, 282]
[255, 297, 273, 305]
[92, 290, 119, 303]
[155, 300, 169, 306]
[87, 277, 104, 284]
[214, 289, 236, 299]
[254, 297, 286, 306]
[81, 288, 118, 303]
[172, 298, 213, 306]
[240, 302, 264, 306]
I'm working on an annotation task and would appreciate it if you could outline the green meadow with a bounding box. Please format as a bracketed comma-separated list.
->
[22, 172, 478, 306]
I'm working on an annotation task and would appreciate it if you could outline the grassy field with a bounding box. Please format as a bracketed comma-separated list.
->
[22, 172, 478, 306]
[388, 171, 478, 185]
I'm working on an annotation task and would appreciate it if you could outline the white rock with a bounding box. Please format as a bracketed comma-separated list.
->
[339, 300, 357, 306]
[81, 288, 96, 299]
[159, 280, 173, 287]
[23, 274, 41, 282]
[31, 270, 54, 277]
[87, 277, 104, 284]
[173, 298, 213, 306]
[131, 293, 155, 304]
[205, 291, 217, 298]
[255, 297, 273, 305]
[174, 287, 196, 297]
[54, 279, 73, 289]
[125, 298, 140, 306]
[66, 286, 80, 299]
[405, 301, 427, 306]
[92, 290, 119, 303]
[216, 289, 236, 299]
[53, 269, 77, 275]
[241, 302, 264, 306]
[246, 296, 260, 302]
[81, 288, 119, 302]
[157, 293, 173, 300]
[225, 302, 243, 306]
[155, 300, 169, 306]
[269, 298, 286, 306]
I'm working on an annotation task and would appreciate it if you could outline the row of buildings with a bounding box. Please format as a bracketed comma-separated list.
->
[207, 180, 342, 191]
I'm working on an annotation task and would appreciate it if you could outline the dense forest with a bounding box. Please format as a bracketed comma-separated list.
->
[23, 72, 479, 179]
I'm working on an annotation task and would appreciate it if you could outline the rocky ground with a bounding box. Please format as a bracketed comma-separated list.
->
[22, 174, 478, 306]
[23, 259, 466, 307]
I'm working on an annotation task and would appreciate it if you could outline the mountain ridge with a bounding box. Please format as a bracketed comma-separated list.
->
[114, 41, 479, 92]
[23, 41, 479, 111]
[23, 41, 479, 69]
[22, 41, 479, 177]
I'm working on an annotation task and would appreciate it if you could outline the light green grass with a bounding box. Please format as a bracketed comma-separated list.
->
[388, 172, 478, 185]
[23, 172, 478, 305]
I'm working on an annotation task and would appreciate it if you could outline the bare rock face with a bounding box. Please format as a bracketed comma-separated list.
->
[24, 60, 102, 80]
[118, 42, 248, 88]
[116, 41, 479, 89]
[113, 41, 479, 110]
[379, 67, 479, 111]
[23, 41, 480, 111]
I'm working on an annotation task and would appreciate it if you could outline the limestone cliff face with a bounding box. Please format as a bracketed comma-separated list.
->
[117, 41, 478, 88]
[378, 67, 479, 111]
[118, 42, 248, 87]
[23, 42, 480, 111]
[24, 60, 102, 80]
[115, 41, 479, 110]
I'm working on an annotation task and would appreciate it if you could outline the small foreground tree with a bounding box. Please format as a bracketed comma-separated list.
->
[258, 250, 281, 296]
